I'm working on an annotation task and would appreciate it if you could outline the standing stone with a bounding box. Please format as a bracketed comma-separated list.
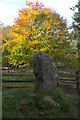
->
[33, 51, 58, 93]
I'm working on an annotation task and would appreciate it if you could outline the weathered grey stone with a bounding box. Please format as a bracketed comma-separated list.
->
[30, 93, 36, 97]
[33, 51, 58, 93]
[43, 96, 59, 107]
[20, 98, 28, 105]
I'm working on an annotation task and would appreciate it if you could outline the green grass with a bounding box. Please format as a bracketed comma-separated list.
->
[2, 70, 80, 118]
[0, 87, 2, 120]
[2, 75, 35, 81]
[2, 86, 80, 119]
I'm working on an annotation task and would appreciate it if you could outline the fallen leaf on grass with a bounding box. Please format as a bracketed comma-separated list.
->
[20, 105, 26, 111]
[9, 105, 14, 108]
[49, 102, 53, 106]
[25, 116, 28, 119]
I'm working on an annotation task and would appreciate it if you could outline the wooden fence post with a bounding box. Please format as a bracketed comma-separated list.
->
[8, 67, 9, 73]
[76, 70, 79, 89]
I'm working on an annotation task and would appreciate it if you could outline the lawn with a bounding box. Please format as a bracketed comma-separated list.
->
[2, 86, 80, 119]
[0, 87, 2, 120]
[2, 69, 80, 119]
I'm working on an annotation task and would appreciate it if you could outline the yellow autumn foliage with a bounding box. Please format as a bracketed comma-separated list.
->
[2, 0, 73, 68]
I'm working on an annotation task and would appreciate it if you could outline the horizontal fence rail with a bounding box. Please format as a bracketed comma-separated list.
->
[58, 69, 77, 72]
[1, 68, 80, 89]
[2, 80, 34, 82]
[5, 84, 34, 88]
[0, 67, 33, 71]
[2, 75, 33, 76]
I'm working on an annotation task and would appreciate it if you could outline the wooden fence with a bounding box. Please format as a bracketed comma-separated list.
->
[1, 67, 80, 89]
[58, 69, 80, 89]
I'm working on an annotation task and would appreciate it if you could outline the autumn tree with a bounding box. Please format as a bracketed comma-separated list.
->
[0, 22, 2, 66]
[3, 0, 73, 68]
[2, 26, 14, 66]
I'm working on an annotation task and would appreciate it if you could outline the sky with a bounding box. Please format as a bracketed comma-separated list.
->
[0, 0, 78, 27]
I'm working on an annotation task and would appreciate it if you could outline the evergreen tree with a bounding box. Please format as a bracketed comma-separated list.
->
[70, 0, 80, 69]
